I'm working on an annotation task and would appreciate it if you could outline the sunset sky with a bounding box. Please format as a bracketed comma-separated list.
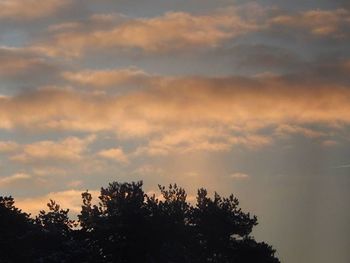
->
[0, 0, 349, 262]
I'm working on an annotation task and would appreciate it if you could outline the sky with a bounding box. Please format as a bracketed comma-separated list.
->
[0, 0, 349, 262]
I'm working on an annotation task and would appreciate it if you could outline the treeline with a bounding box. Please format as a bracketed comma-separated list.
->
[0, 181, 280, 262]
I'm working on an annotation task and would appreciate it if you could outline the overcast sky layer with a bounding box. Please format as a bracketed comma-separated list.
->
[0, 1, 349, 262]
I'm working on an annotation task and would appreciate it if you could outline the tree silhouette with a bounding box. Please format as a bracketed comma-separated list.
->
[0, 197, 87, 262]
[0, 181, 280, 263]
[79, 182, 153, 262]
[34, 200, 87, 262]
[0, 196, 35, 262]
[79, 181, 280, 263]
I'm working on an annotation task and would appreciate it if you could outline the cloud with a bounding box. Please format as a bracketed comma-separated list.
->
[32, 167, 67, 176]
[0, 73, 350, 155]
[0, 173, 31, 186]
[0, 0, 71, 20]
[216, 44, 305, 72]
[270, 8, 350, 38]
[185, 171, 199, 178]
[67, 180, 83, 188]
[275, 124, 327, 138]
[230, 172, 250, 180]
[35, 9, 261, 57]
[322, 140, 338, 147]
[10, 135, 96, 163]
[133, 165, 164, 176]
[0, 47, 56, 76]
[0, 141, 19, 153]
[98, 148, 128, 163]
[15, 189, 100, 216]
[133, 128, 271, 156]
[0, 47, 43, 75]
[29, 6, 350, 59]
[333, 163, 350, 169]
[63, 68, 154, 89]
[134, 127, 232, 155]
[0, 47, 61, 89]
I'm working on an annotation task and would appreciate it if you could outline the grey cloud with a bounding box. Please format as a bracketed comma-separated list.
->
[202, 44, 306, 74]
[0, 47, 64, 94]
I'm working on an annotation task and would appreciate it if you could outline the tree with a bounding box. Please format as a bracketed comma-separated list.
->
[34, 199, 86, 262]
[191, 189, 278, 263]
[0, 196, 38, 262]
[79, 181, 280, 263]
[36, 199, 75, 236]
[0, 181, 280, 262]
[0, 197, 87, 262]
[79, 182, 152, 262]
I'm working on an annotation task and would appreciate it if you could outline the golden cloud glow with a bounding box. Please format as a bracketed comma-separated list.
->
[98, 148, 129, 163]
[133, 128, 271, 156]
[63, 68, 153, 88]
[270, 8, 350, 37]
[0, 74, 349, 154]
[230, 172, 250, 180]
[0, 47, 50, 76]
[275, 124, 327, 138]
[15, 189, 99, 216]
[10, 135, 96, 163]
[37, 10, 260, 56]
[0, 78, 349, 131]
[0, 173, 31, 186]
[0, 141, 19, 153]
[0, 2, 348, 262]
[0, 0, 71, 20]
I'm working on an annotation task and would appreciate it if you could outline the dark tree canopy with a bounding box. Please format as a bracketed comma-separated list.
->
[0, 181, 280, 263]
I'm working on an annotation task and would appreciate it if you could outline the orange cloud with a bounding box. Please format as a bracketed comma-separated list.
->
[15, 189, 99, 216]
[322, 140, 338, 147]
[0, 0, 71, 20]
[230, 172, 250, 180]
[0, 79, 349, 130]
[0, 141, 19, 153]
[63, 68, 154, 89]
[133, 128, 271, 156]
[275, 124, 327, 138]
[133, 165, 165, 176]
[0, 74, 349, 154]
[98, 148, 129, 163]
[32, 167, 67, 176]
[29, 6, 350, 58]
[10, 135, 96, 163]
[36, 10, 260, 57]
[0, 47, 52, 76]
[270, 8, 350, 37]
[0, 173, 31, 186]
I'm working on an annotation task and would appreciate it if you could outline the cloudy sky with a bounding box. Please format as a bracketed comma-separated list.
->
[0, 0, 349, 262]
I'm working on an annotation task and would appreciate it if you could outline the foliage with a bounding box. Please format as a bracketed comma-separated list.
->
[0, 196, 35, 262]
[0, 181, 280, 263]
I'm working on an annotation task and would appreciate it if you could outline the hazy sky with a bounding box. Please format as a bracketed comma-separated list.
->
[0, 1, 349, 262]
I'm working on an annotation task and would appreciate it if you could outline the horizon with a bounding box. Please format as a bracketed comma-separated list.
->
[0, 1, 349, 262]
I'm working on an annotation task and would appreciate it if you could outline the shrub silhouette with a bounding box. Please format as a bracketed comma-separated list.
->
[0, 181, 280, 263]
